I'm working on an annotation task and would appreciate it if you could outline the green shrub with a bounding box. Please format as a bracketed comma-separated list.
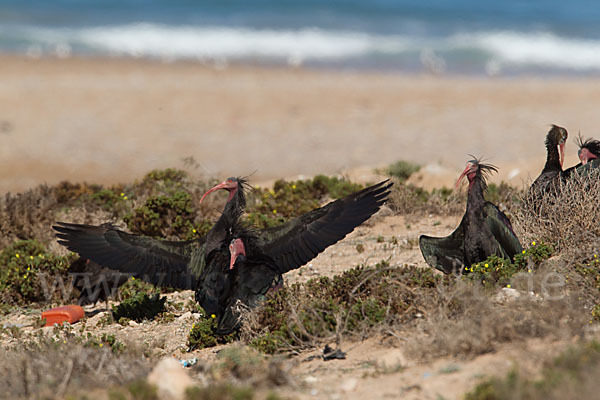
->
[250, 262, 441, 353]
[246, 175, 363, 229]
[117, 276, 160, 300]
[384, 160, 421, 182]
[124, 190, 206, 240]
[0, 240, 73, 304]
[464, 242, 553, 288]
[112, 293, 166, 322]
[83, 333, 126, 354]
[187, 313, 236, 350]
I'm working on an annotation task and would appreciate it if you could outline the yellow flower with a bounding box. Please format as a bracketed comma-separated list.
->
[528, 269, 532, 273]
[27, 267, 30, 271]
[595, 254, 598, 258]
[211, 314, 216, 319]
[63, 340, 66, 344]
[484, 263, 489, 268]
[272, 209, 277, 214]
[120, 192, 125, 197]
[29, 255, 33, 260]
[131, 277, 135, 281]
[522, 250, 526, 254]
[123, 196, 128, 200]
[15, 253, 19, 258]
[531, 241, 536, 246]
[506, 284, 511, 288]
[292, 184, 296, 189]
[99, 343, 103, 347]
[192, 229, 197, 233]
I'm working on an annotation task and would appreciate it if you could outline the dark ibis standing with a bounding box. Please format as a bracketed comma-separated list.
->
[419, 159, 522, 274]
[55, 178, 392, 333]
[528, 125, 568, 200]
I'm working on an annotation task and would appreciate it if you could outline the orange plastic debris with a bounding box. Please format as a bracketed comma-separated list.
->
[41, 305, 85, 327]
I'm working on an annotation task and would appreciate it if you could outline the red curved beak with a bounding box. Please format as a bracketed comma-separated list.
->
[199, 180, 233, 205]
[455, 166, 471, 190]
[229, 238, 246, 270]
[559, 142, 565, 168]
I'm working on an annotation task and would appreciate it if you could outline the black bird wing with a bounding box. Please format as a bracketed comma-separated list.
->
[256, 180, 392, 274]
[419, 215, 465, 274]
[54, 222, 203, 289]
[483, 202, 523, 261]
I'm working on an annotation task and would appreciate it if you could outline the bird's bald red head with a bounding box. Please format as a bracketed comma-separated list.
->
[579, 148, 598, 165]
[456, 160, 478, 190]
[199, 177, 239, 205]
[228, 238, 246, 270]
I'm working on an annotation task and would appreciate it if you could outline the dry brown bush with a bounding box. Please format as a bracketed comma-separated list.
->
[516, 171, 600, 252]
[387, 178, 465, 216]
[405, 274, 588, 360]
[0, 337, 150, 399]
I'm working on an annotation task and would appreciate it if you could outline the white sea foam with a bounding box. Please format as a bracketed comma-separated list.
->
[7, 23, 600, 71]
[449, 31, 600, 70]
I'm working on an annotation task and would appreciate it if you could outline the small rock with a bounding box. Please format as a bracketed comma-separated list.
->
[493, 287, 521, 304]
[340, 378, 357, 392]
[178, 311, 192, 320]
[148, 357, 194, 399]
[86, 311, 109, 327]
[129, 320, 139, 327]
[305, 376, 318, 384]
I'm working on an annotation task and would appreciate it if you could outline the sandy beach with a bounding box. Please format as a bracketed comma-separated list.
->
[1, 55, 599, 193]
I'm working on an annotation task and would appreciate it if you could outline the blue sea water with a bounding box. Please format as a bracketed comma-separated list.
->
[1, 0, 600, 75]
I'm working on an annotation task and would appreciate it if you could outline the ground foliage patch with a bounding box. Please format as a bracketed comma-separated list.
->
[244, 174, 363, 229]
[112, 293, 167, 323]
[466, 341, 600, 400]
[188, 311, 236, 350]
[243, 261, 446, 354]
[0, 331, 150, 399]
[465, 241, 553, 288]
[517, 170, 600, 251]
[0, 240, 75, 305]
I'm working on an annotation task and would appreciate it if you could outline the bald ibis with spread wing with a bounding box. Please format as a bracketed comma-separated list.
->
[55, 178, 392, 332]
[419, 159, 522, 274]
[194, 178, 392, 333]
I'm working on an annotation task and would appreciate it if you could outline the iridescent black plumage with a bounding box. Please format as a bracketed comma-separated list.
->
[55, 178, 392, 333]
[529, 125, 568, 200]
[420, 159, 522, 274]
[55, 177, 249, 305]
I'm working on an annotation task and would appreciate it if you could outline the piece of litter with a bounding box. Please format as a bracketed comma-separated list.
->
[323, 344, 346, 361]
[180, 358, 198, 368]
